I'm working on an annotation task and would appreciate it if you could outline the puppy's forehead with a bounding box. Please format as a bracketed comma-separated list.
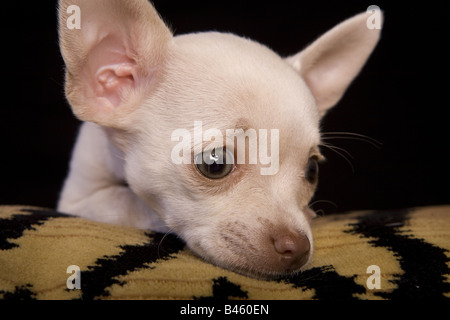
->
[170, 32, 320, 137]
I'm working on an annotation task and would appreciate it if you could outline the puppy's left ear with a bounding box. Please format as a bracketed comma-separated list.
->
[286, 10, 383, 117]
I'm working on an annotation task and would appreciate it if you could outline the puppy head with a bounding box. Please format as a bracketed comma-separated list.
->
[59, 0, 382, 278]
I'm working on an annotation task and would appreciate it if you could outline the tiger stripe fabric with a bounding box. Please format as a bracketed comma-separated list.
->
[0, 205, 449, 300]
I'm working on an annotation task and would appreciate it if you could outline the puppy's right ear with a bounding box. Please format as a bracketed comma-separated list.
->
[58, 0, 173, 128]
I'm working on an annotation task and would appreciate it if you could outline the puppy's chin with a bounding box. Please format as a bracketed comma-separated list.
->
[223, 260, 312, 281]
[190, 247, 312, 281]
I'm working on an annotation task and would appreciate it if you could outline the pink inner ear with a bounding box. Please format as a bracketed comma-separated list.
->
[95, 62, 136, 108]
[83, 34, 140, 110]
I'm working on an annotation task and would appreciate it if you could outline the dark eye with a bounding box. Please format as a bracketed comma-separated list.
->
[195, 147, 234, 179]
[305, 157, 319, 184]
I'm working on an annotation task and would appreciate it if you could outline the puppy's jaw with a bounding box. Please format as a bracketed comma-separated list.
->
[180, 207, 315, 280]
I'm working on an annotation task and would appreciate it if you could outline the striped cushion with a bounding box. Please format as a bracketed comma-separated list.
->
[0, 205, 449, 300]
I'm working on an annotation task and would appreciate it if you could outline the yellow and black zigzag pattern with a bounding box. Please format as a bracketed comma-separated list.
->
[0, 205, 449, 300]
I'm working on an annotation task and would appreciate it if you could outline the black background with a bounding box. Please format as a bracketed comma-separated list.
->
[1, 0, 448, 215]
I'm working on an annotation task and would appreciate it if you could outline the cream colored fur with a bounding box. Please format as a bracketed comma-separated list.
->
[57, 0, 382, 278]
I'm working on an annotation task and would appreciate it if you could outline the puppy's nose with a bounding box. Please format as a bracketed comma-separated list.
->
[273, 232, 310, 271]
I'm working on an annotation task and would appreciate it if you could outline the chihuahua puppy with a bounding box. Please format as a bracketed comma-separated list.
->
[57, 0, 382, 279]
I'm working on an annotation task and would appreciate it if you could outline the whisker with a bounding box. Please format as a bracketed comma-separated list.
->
[309, 199, 338, 209]
[321, 131, 381, 141]
[321, 131, 382, 149]
[321, 142, 354, 159]
[320, 143, 355, 173]
[322, 136, 382, 149]
[314, 209, 326, 217]
[157, 227, 176, 259]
